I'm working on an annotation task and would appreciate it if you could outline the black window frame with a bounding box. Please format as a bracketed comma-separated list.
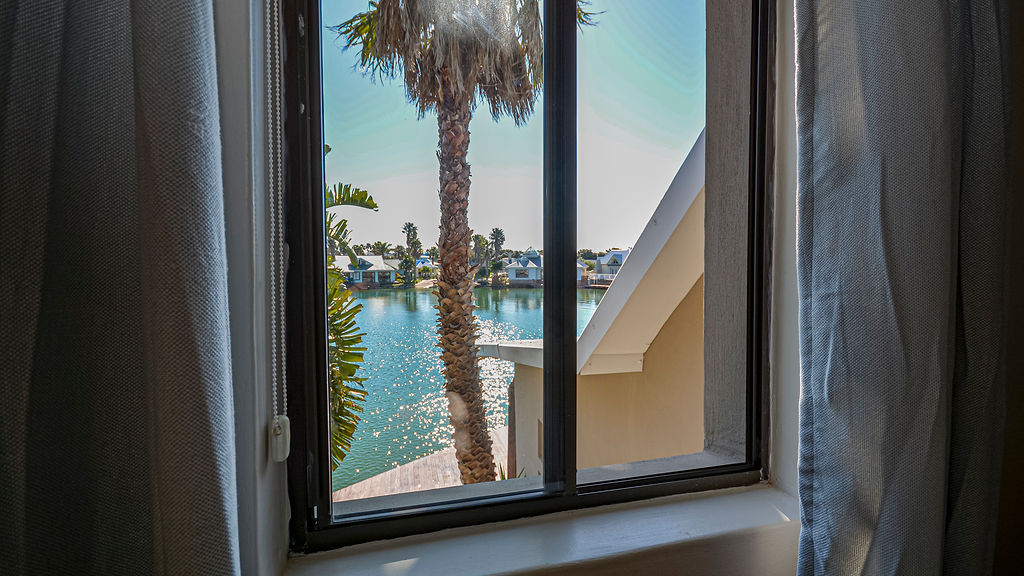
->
[285, 0, 776, 553]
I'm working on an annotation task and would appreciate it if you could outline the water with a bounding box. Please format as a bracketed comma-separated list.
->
[332, 287, 605, 489]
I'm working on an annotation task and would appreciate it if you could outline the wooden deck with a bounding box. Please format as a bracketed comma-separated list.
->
[332, 426, 509, 502]
[414, 278, 437, 289]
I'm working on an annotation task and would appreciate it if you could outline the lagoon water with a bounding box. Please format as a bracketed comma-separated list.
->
[332, 287, 605, 490]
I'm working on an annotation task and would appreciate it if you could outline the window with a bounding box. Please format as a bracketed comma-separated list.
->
[285, 0, 774, 551]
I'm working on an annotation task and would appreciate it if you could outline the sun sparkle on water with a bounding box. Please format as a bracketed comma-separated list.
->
[331, 287, 603, 490]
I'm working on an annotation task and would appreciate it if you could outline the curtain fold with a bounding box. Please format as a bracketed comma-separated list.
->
[0, 1, 239, 574]
[795, 0, 1009, 574]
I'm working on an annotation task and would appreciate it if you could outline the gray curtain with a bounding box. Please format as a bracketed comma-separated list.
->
[0, 1, 239, 574]
[795, 0, 1009, 574]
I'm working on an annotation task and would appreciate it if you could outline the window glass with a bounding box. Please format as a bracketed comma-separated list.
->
[322, 0, 564, 515]
[570, 0, 738, 485]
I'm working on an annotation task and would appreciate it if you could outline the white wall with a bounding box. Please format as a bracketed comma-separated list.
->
[771, 0, 800, 499]
[216, 1, 289, 574]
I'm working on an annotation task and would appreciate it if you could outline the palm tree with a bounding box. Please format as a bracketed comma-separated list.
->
[370, 240, 391, 256]
[333, 1, 595, 484]
[472, 234, 492, 279]
[489, 227, 505, 258]
[402, 222, 422, 283]
[402, 221, 418, 248]
[472, 234, 489, 267]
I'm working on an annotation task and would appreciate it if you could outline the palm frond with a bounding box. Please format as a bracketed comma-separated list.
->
[331, 0, 597, 125]
[325, 183, 377, 267]
[326, 270, 368, 471]
[576, 1, 601, 28]
[331, 3, 389, 79]
[322, 179, 377, 474]
[326, 182, 378, 211]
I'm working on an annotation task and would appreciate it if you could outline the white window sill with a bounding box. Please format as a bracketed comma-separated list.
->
[285, 483, 800, 576]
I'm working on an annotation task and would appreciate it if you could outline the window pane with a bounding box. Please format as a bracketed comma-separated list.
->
[573, 0, 737, 484]
[321, 0, 550, 517]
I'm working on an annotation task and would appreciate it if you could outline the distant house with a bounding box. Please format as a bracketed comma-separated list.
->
[595, 249, 630, 275]
[491, 251, 585, 287]
[415, 257, 439, 279]
[342, 255, 397, 286]
[415, 257, 438, 270]
[506, 247, 543, 287]
[591, 249, 630, 286]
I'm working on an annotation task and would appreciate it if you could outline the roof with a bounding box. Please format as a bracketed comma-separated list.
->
[502, 256, 583, 269]
[345, 255, 398, 273]
[507, 246, 542, 269]
[577, 129, 705, 375]
[596, 249, 630, 266]
[479, 128, 707, 376]
[507, 258, 541, 269]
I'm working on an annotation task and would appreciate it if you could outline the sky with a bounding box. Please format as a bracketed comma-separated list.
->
[321, 0, 706, 251]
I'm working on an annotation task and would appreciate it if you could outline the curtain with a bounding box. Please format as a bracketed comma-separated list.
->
[795, 0, 1009, 573]
[0, 1, 239, 574]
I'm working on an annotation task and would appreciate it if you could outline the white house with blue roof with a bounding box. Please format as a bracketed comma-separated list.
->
[342, 255, 397, 286]
[505, 247, 543, 287]
[591, 249, 631, 286]
[595, 249, 630, 275]
[415, 256, 437, 270]
[502, 248, 588, 287]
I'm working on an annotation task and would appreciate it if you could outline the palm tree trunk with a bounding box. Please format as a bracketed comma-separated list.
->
[435, 74, 495, 484]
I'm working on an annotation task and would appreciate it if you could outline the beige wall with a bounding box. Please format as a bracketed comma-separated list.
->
[511, 276, 706, 475]
[509, 364, 544, 476]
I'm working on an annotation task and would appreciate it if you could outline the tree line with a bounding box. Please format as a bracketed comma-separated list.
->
[349, 235, 626, 278]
